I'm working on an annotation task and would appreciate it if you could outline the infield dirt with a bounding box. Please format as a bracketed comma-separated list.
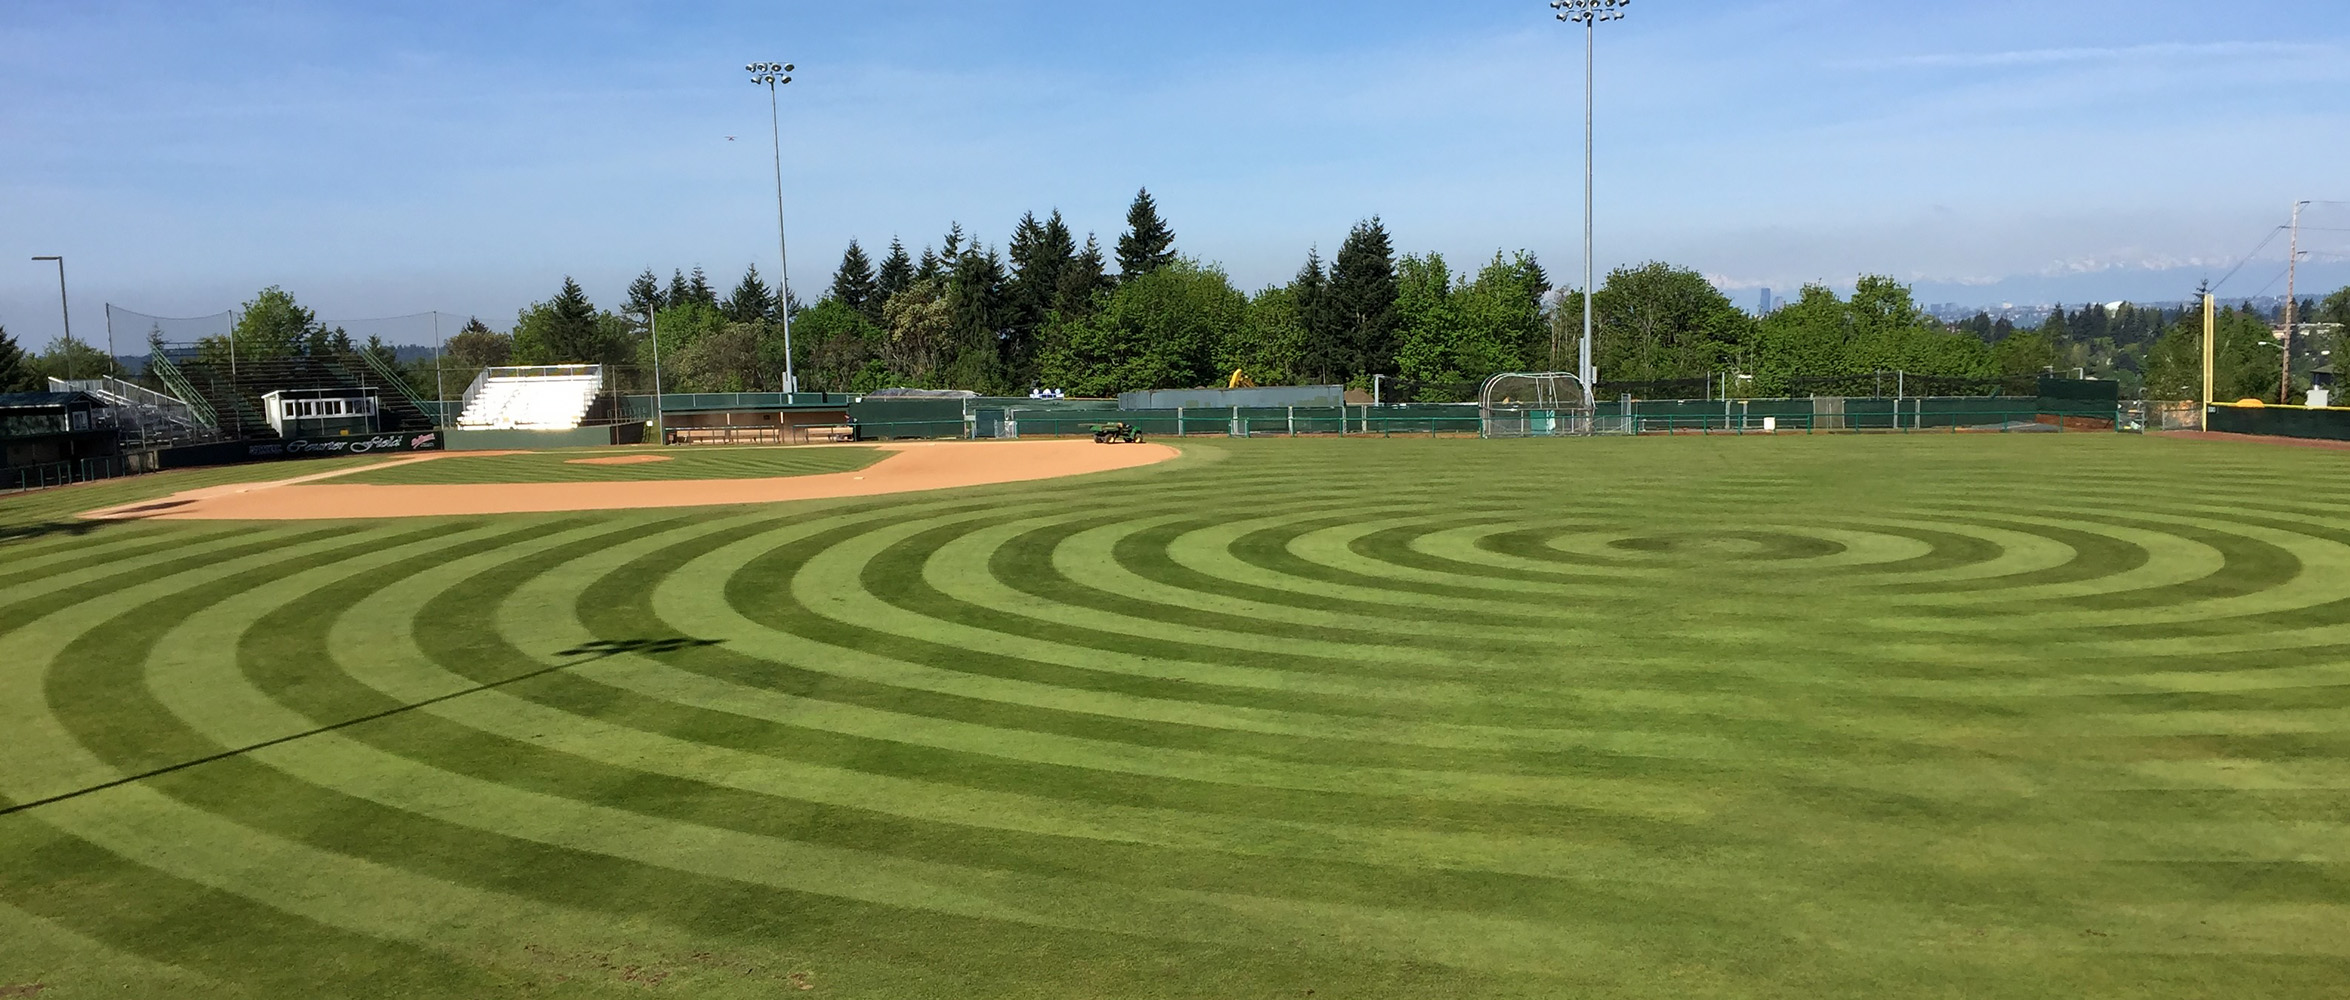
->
[80, 439, 1177, 521]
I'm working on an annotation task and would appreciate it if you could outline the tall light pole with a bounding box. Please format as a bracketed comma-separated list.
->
[29, 255, 83, 381]
[1551, 0, 1631, 409]
[2283, 200, 2309, 404]
[641, 304, 666, 445]
[749, 60, 799, 394]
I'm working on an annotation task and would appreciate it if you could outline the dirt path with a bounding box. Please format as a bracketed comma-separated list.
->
[81, 441, 1178, 521]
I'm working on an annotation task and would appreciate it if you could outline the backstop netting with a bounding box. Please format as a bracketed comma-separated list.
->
[1480, 372, 1594, 438]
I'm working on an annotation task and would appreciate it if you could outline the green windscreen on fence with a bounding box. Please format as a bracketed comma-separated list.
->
[848, 398, 966, 438]
[2207, 404, 2350, 441]
[843, 394, 2126, 439]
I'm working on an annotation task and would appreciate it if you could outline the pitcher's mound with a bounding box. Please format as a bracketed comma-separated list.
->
[566, 454, 673, 466]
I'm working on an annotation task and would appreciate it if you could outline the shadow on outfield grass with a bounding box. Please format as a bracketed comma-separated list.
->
[557, 637, 727, 660]
[0, 520, 112, 544]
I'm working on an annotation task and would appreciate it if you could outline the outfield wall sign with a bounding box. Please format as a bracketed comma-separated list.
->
[157, 431, 443, 470]
[250, 431, 443, 458]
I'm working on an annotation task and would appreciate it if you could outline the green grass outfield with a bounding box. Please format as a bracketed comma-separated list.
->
[331, 445, 885, 485]
[1, 434, 2345, 998]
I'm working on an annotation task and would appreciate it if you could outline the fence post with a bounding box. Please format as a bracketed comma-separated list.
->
[1177, 406, 1185, 437]
[1288, 406, 1295, 436]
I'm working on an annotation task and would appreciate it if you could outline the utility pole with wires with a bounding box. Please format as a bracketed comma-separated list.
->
[2283, 200, 2309, 404]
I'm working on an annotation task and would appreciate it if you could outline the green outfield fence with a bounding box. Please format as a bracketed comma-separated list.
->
[844, 396, 2126, 441]
[2206, 403, 2350, 441]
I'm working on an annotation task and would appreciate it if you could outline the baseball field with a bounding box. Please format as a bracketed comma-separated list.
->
[1, 434, 2345, 998]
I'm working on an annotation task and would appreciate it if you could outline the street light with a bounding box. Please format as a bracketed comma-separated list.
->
[748, 60, 800, 394]
[1550, 0, 1633, 409]
[28, 256, 85, 381]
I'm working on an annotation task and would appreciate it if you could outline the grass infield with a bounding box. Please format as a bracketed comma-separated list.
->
[330, 445, 886, 485]
[1, 434, 2345, 998]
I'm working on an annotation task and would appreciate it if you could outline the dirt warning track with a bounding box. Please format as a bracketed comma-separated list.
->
[82, 440, 1178, 521]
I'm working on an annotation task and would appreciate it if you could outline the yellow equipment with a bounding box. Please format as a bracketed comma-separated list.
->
[1228, 369, 1258, 389]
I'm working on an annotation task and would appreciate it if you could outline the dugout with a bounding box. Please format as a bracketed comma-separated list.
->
[642, 392, 854, 444]
[0, 391, 121, 468]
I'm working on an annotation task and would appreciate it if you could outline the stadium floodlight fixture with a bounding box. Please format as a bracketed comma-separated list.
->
[748, 60, 799, 392]
[1548, 0, 1635, 407]
[29, 255, 85, 379]
[1551, 0, 1630, 23]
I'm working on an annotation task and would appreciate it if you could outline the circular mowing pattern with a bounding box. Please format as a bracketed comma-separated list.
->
[6, 436, 2350, 998]
[1603, 530, 1848, 561]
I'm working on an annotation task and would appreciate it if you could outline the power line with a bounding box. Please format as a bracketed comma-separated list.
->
[2211, 226, 2286, 293]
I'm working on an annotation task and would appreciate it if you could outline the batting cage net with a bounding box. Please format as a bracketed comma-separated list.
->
[1480, 372, 1595, 438]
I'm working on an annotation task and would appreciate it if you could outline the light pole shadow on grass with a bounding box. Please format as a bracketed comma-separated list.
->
[0, 637, 728, 820]
[556, 637, 727, 660]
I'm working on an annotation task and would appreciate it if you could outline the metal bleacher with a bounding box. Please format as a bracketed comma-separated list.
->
[151, 349, 436, 440]
[455, 365, 605, 430]
[46, 376, 224, 450]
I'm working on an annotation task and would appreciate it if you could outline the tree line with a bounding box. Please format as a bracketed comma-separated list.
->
[426, 189, 1555, 400]
[10, 189, 2350, 402]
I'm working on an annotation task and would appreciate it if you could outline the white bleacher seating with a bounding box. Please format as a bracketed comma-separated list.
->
[456, 366, 604, 430]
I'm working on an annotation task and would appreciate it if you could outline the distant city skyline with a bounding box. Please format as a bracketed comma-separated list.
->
[5, 1, 2347, 350]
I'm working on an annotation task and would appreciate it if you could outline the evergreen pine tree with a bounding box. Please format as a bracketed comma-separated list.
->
[1116, 188, 1176, 281]
[1292, 249, 1343, 383]
[0, 322, 35, 392]
[1057, 234, 1109, 316]
[940, 223, 965, 261]
[1041, 211, 1077, 276]
[2040, 305, 2069, 343]
[667, 269, 693, 309]
[1008, 212, 1049, 288]
[688, 267, 718, 307]
[543, 277, 605, 363]
[1328, 219, 1399, 378]
[948, 246, 1011, 381]
[724, 265, 777, 323]
[830, 240, 878, 316]
[916, 247, 942, 283]
[625, 268, 665, 319]
[1008, 211, 1078, 323]
[876, 238, 914, 310]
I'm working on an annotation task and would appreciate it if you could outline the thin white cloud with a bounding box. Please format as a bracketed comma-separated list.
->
[1849, 40, 2338, 70]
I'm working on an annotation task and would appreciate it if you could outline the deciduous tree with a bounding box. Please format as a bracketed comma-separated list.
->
[211, 286, 318, 362]
[443, 317, 512, 370]
[1589, 261, 1750, 384]
[1041, 260, 1242, 396]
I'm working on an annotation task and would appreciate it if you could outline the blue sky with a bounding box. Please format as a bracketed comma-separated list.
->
[4, 0, 2348, 350]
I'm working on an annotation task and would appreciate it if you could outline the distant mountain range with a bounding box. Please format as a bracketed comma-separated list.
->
[1905, 261, 2350, 315]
